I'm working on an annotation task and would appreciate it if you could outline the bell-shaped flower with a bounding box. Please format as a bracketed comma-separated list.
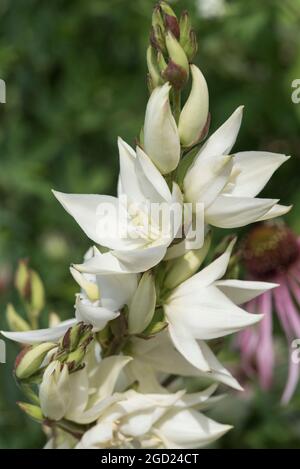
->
[184, 106, 291, 228]
[144, 82, 181, 174]
[53, 138, 182, 274]
[163, 240, 278, 371]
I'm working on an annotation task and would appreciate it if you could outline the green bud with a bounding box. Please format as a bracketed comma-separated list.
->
[184, 30, 198, 62]
[166, 31, 189, 74]
[164, 31, 189, 89]
[17, 402, 44, 422]
[62, 322, 93, 353]
[15, 260, 31, 300]
[150, 25, 166, 53]
[66, 346, 86, 371]
[6, 303, 31, 332]
[15, 342, 56, 380]
[146, 46, 163, 88]
[179, 11, 191, 49]
[164, 234, 211, 289]
[179, 11, 198, 62]
[160, 1, 180, 39]
[157, 50, 167, 74]
[30, 270, 45, 319]
[152, 4, 165, 32]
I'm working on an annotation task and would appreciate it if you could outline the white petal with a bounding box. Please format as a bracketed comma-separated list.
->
[65, 368, 89, 421]
[70, 267, 99, 301]
[169, 238, 235, 294]
[131, 333, 242, 390]
[96, 272, 138, 311]
[135, 146, 172, 203]
[197, 106, 243, 161]
[167, 321, 210, 371]
[205, 195, 278, 228]
[215, 279, 278, 305]
[155, 408, 232, 449]
[256, 203, 292, 221]
[231, 152, 290, 197]
[52, 190, 125, 249]
[76, 422, 113, 448]
[144, 83, 180, 174]
[74, 249, 134, 275]
[184, 154, 233, 207]
[118, 137, 144, 202]
[165, 285, 262, 340]
[75, 296, 119, 330]
[114, 243, 169, 273]
[91, 356, 132, 402]
[1, 319, 76, 344]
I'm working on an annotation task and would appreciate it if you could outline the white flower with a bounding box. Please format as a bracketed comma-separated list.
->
[163, 239, 278, 371]
[128, 330, 242, 391]
[75, 386, 231, 449]
[2, 254, 138, 342]
[39, 361, 70, 421]
[71, 249, 138, 329]
[53, 138, 182, 274]
[184, 106, 291, 228]
[144, 83, 181, 174]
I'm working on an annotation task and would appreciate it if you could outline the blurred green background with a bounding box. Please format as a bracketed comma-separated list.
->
[0, 0, 300, 448]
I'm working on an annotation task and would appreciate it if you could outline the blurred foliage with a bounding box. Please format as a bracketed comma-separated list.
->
[0, 0, 300, 448]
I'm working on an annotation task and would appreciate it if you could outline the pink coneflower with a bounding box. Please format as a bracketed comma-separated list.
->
[237, 222, 300, 403]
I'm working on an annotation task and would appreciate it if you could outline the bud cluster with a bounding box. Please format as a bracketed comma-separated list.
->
[148, 2, 197, 91]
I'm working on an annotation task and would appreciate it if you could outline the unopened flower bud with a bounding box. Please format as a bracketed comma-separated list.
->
[146, 46, 163, 89]
[144, 82, 180, 174]
[39, 361, 70, 421]
[179, 10, 191, 48]
[178, 65, 209, 147]
[179, 11, 198, 61]
[157, 50, 167, 74]
[128, 272, 156, 335]
[18, 402, 44, 422]
[160, 1, 180, 39]
[15, 342, 56, 380]
[61, 322, 83, 352]
[15, 260, 31, 300]
[150, 25, 166, 53]
[66, 345, 87, 372]
[164, 31, 189, 89]
[6, 303, 30, 332]
[164, 234, 211, 289]
[152, 4, 165, 32]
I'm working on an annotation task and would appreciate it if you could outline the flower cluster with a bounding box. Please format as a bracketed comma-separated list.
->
[2, 1, 291, 449]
